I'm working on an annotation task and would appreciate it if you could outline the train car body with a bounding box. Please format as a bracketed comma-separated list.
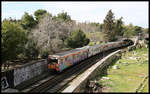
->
[48, 39, 132, 72]
[88, 45, 100, 57]
[48, 47, 89, 72]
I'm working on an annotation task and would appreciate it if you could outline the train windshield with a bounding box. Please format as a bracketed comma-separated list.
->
[48, 58, 58, 64]
[48, 56, 58, 64]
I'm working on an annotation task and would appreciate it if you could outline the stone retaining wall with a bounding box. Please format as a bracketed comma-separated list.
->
[13, 59, 47, 86]
[62, 43, 140, 92]
[1, 69, 14, 90]
[62, 50, 122, 93]
[1, 59, 47, 89]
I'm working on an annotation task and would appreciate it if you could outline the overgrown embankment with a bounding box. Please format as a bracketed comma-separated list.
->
[95, 47, 149, 92]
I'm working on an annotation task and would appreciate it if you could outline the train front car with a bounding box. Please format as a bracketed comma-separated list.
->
[48, 55, 60, 72]
[48, 48, 89, 72]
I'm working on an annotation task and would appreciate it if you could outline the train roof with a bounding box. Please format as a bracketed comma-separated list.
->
[90, 41, 119, 47]
[49, 47, 88, 59]
[76, 46, 90, 49]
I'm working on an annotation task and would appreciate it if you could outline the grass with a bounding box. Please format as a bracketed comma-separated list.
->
[142, 78, 149, 92]
[96, 47, 149, 92]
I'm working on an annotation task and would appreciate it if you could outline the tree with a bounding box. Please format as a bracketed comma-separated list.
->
[53, 11, 72, 22]
[100, 24, 104, 32]
[31, 14, 75, 56]
[143, 28, 149, 34]
[24, 39, 39, 59]
[133, 26, 142, 36]
[115, 17, 124, 36]
[64, 29, 90, 48]
[21, 12, 36, 30]
[123, 23, 135, 38]
[34, 9, 51, 23]
[77, 22, 100, 33]
[89, 22, 100, 27]
[2, 20, 28, 63]
[103, 10, 116, 42]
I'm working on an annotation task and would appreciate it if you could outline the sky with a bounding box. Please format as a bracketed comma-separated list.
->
[2, 1, 149, 28]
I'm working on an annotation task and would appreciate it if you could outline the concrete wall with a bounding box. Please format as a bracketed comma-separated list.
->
[62, 50, 122, 93]
[1, 59, 47, 89]
[13, 59, 47, 86]
[1, 69, 14, 90]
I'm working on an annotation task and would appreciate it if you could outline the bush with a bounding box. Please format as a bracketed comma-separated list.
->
[2, 20, 28, 63]
[24, 40, 39, 59]
[40, 49, 49, 59]
[88, 42, 96, 46]
[64, 29, 90, 48]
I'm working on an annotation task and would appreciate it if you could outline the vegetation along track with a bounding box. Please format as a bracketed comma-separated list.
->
[25, 46, 128, 93]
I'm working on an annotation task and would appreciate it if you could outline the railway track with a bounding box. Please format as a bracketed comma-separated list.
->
[26, 52, 100, 92]
[20, 74, 57, 92]
[50, 48, 120, 93]
[23, 47, 123, 93]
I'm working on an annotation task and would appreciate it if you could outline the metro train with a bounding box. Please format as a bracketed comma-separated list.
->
[47, 39, 133, 72]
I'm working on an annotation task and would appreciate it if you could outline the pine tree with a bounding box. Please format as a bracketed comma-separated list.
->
[103, 10, 115, 42]
[115, 17, 124, 36]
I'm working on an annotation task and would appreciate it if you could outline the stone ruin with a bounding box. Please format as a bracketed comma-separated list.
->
[85, 80, 102, 93]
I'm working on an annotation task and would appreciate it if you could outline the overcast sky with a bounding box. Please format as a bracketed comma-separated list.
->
[2, 1, 149, 28]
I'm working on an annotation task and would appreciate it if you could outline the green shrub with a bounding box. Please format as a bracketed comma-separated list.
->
[64, 29, 90, 48]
